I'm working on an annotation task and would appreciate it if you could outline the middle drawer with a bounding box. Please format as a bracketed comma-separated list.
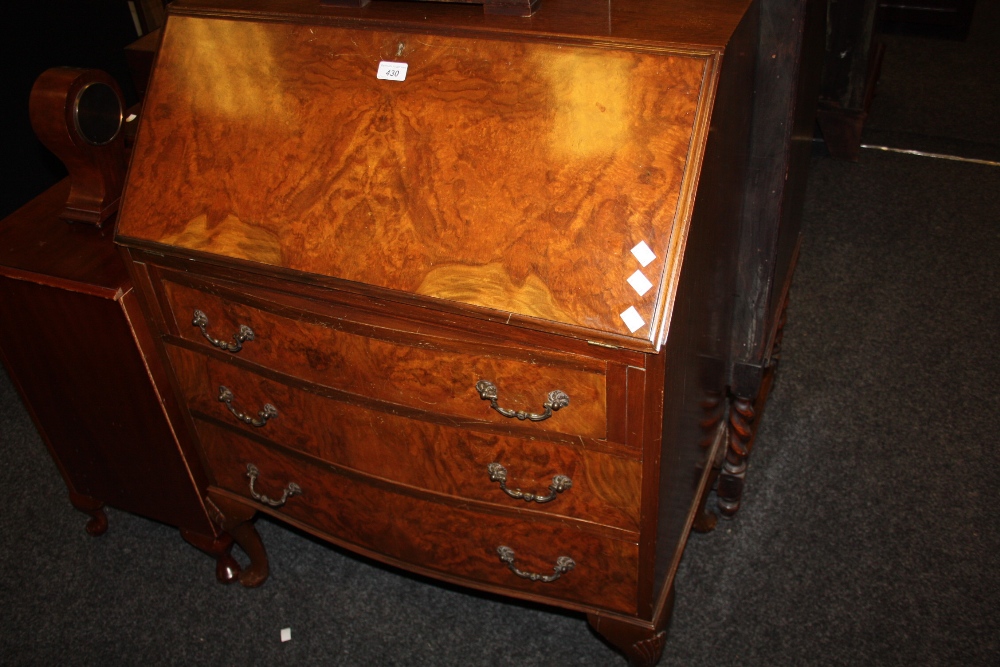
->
[166, 344, 641, 533]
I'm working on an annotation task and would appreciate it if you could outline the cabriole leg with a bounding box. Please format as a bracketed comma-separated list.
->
[205, 493, 268, 587]
[68, 491, 108, 537]
[181, 528, 240, 584]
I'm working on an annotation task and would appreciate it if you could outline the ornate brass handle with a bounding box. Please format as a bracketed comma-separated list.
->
[496, 546, 575, 583]
[218, 386, 277, 427]
[192, 309, 254, 353]
[246, 464, 301, 507]
[487, 463, 572, 503]
[475, 380, 569, 422]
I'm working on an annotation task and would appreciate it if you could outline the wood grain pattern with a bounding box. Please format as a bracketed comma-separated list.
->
[118, 16, 710, 343]
[161, 278, 609, 439]
[196, 418, 639, 614]
[168, 344, 641, 532]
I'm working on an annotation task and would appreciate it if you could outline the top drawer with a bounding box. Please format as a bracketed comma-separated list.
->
[158, 277, 609, 440]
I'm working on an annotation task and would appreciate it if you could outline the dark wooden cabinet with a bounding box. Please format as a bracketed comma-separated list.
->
[115, 1, 761, 663]
[0, 181, 235, 570]
[0, 67, 239, 581]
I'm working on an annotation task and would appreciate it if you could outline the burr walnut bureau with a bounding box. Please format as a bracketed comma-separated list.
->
[115, 1, 759, 663]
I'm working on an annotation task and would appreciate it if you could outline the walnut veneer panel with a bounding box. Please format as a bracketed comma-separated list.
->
[161, 279, 609, 439]
[196, 418, 639, 614]
[168, 344, 640, 532]
[118, 15, 712, 345]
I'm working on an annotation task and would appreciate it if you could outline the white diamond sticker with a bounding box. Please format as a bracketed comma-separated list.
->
[377, 61, 408, 81]
[631, 241, 656, 267]
[620, 306, 645, 333]
[627, 270, 653, 296]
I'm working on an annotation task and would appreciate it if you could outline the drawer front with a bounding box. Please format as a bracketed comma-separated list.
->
[196, 418, 639, 615]
[161, 279, 608, 439]
[168, 344, 641, 532]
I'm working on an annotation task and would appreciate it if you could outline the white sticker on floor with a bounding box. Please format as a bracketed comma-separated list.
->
[280, 628, 292, 643]
[627, 270, 653, 296]
[620, 306, 645, 333]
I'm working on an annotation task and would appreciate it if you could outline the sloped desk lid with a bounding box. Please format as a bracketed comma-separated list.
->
[117, 13, 720, 352]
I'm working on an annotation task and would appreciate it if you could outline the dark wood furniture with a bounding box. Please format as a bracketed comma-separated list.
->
[322, 0, 541, 17]
[716, 0, 824, 518]
[879, 0, 977, 40]
[816, 0, 885, 160]
[116, 1, 762, 664]
[0, 68, 236, 581]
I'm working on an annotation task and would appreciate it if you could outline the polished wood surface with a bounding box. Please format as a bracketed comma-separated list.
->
[160, 278, 610, 439]
[167, 342, 641, 532]
[0, 182, 127, 295]
[29, 69, 127, 225]
[196, 418, 640, 613]
[118, 14, 716, 347]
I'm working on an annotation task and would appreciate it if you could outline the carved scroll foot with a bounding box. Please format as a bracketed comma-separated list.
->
[181, 529, 240, 584]
[588, 614, 670, 666]
[588, 589, 674, 666]
[717, 393, 756, 518]
[205, 493, 269, 587]
[68, 491, 108, 537]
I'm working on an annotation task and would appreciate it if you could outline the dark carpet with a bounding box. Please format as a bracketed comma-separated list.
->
[2, 6, 999, 667]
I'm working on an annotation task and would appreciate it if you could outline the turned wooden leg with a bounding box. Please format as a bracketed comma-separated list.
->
[692, 391, 726, 533]
[181, 528, 240, 584]
[717, 393, 755, 517]
[205, 493, 269, 587]
[691, 464, 721, 533]
[68, 491, 108, 537]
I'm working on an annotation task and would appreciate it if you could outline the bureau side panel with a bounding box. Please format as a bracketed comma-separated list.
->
[653, 3, 759, 594]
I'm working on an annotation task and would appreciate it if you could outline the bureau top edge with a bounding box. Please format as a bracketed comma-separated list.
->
[168, 0, 753, 51]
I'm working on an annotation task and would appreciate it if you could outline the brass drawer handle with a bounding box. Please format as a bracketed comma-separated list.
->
[218, 386, 278, 427]
[246, 463, 301, 508]
[192, 309, 254, 353]
[487, 463, 572, 503]
[475, 380, 569, 422]
[496, 546, 575, 583]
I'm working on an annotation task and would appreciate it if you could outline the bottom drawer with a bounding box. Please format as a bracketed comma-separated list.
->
[195, 419, 639, 615]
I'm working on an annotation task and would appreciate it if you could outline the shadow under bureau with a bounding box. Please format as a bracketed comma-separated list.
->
[115, 1, 759, 664]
